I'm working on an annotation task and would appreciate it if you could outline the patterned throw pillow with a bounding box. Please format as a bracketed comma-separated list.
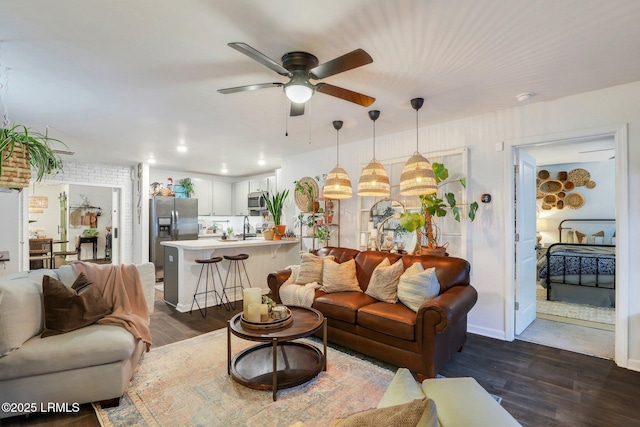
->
[397, 265, 441, 312]
[295, 253, 334, 284]
[332, 398, 436, 427]
[321, 258, 362, 293]
[365, 258, 404, 303]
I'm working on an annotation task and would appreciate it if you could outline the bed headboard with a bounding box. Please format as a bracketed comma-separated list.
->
[558, 219, 615, 242]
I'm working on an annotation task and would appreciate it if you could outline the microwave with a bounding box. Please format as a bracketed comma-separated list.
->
[248, 191, 268, 212]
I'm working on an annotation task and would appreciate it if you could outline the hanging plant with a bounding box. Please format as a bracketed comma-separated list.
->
[0, 123, 66, 188]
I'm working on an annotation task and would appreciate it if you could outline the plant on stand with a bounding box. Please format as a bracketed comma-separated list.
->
[264, 190, 289, 239]
[400, 162, 479, 255]
[314, 224, 331, 247]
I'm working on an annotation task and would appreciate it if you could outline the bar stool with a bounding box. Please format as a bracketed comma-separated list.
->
[223, 253, 252, 310]
[190, 256, 229, 317]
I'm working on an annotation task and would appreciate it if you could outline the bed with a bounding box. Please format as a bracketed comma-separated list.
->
[538, 219, 616, 307]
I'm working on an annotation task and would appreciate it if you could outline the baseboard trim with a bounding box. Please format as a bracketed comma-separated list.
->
[626, 358, 640, 373]
[467, 324, 506, 341]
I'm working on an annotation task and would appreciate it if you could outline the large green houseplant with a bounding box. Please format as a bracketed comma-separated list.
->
[0, 123, 65, 188]
[400, 162, 478, 254]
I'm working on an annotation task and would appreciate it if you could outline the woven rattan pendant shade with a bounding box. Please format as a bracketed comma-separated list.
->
[399, 97, 437, 196]
[357, 158, 390, 196]
[324, 164, 353, 199]
[357, 110, 390, 197]
[399, 152, 437, 195]
[323, 120, 353, 200]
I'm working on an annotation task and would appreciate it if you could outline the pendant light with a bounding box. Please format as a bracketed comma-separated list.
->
[357, 110, 390, 197]
[399, 98, 437, 196]
[322, 120, 353, 199]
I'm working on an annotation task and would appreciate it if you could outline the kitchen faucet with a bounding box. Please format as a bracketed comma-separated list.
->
[243, 216, 250, 240]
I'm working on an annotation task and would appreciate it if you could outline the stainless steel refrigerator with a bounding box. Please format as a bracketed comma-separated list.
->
[149, 196, 198, 281]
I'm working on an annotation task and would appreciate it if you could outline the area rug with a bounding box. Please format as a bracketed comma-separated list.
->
[517, 318, 614, 360]
[536, 284, 615, 329]
[94, 329, 395, 427]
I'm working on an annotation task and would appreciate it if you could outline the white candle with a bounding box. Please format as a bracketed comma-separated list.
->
[247, 303, 261, 322]
[260, 303, 269, 322]
[243, 287, 262, 314]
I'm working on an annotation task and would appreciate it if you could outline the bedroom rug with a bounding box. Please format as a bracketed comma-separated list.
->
[517, 318, 614, 360]
[93, 329, 395, 427]
[536, 284, 615, 330]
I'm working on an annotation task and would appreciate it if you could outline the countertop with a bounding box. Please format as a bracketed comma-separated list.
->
[162, 237, 299, 250]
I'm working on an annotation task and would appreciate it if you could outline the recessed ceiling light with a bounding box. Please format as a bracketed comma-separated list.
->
[516, 92, 535, 102]
[220, 168, 228, 174]
[176, 145, 187, 153]
[258, 159, 266, 166]
[148, 158, 157, 164]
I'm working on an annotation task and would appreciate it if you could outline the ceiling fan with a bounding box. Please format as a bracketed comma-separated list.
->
[218, 42, 376, 116]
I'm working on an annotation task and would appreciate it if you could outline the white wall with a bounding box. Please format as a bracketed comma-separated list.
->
[536, 161, 616, 245]
[280, 81, 640, 370]
[0, 190, 21, 275]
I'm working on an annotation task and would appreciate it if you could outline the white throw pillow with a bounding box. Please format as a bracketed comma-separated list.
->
[378, 368, 426, 408]
[397, 266, 440, 312]
[0, 270, 57, 357]
[321, 258, 361, 293]
[365, 258, 404, 303]
[295, 253, 333, 284]
[283, 265, 300, 286]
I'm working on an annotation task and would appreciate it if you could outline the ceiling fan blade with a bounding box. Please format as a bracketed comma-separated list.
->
[290, 102, 305, 117]
[228, 42, 290, 76]
[218, 82, 283, 94]
[309, 48, 373, 80]
[316, 83, 375, 107]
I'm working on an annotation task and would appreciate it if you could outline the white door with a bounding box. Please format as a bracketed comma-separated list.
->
[111, 188, 120, 263]
[515, 149, 537, 335]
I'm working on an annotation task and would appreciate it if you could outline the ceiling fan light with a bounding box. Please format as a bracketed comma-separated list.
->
[399, 152, 437, 196]
[323, 165, 353, 199]
[357, 159, 390, 196]
[284, 84, 313, 103]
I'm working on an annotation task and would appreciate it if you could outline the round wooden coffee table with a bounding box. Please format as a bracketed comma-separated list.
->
[227, 305, 327, 401]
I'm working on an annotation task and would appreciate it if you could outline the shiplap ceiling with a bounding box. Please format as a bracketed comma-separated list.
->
[0, 0, 639, 177]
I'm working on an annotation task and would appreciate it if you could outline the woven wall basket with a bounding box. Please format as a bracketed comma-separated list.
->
[0, 144, 31, 189]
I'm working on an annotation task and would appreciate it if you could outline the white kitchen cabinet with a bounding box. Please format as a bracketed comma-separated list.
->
[212, 181, 232, 215]
[192, 178, 213, 216]
[233, 180, 250, 216]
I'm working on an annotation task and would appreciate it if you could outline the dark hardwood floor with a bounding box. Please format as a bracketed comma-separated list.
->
[4, 290, 640, 426]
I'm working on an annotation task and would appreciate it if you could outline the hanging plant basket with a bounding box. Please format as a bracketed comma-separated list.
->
[0, 144, 31, 189]
[0, 124, 66, 190]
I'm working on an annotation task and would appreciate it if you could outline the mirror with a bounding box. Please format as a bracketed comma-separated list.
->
[367, 199, 414, 253]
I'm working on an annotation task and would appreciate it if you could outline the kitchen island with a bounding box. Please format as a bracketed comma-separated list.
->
[161, 237, 299, 312]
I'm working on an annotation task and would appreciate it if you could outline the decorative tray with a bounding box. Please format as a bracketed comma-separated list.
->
[241, 307, 293, 330]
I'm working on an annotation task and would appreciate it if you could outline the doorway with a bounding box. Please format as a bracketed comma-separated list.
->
[515, 136, 616, 358]
[25, 181, 122, 268]
[504, 124, 629, 368]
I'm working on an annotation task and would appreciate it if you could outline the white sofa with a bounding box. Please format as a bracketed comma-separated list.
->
[0, 263, 155, 419]
[373, 368, 522, 426]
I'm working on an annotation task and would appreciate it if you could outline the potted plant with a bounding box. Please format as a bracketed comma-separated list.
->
[313, 224, 331, 246]
[296, 213, 317, 237]
[264, 189, 289, 236]
[176, 178, 194, 197]
[400, 162, 479, 255]
[0, 123, 66, 189]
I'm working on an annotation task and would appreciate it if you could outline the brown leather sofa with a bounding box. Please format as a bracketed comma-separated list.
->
[267, 247, 478, 378]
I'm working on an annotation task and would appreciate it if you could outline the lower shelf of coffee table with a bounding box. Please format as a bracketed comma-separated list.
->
[230, 341, 323, 391]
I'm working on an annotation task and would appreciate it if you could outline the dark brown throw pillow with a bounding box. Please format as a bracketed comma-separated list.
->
[41, 273, 112, 338]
